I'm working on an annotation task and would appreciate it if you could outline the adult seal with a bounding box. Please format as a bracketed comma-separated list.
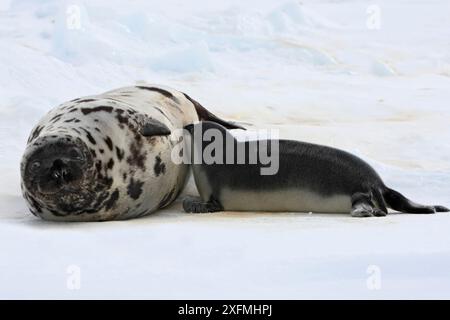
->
[183, 121, 449, 217]
[20, 85, 242, 221]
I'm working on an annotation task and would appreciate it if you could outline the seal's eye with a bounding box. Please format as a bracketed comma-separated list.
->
[30, 161, 41, 172]
[68, 148, 84, 161]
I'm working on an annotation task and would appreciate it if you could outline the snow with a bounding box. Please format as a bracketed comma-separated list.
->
[1, 0, 450, 299]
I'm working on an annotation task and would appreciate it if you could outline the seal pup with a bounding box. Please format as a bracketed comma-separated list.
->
[183, 121, 449, 217]
[21, 85, 242, 221]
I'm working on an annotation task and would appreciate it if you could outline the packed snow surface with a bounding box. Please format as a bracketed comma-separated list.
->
[0, 0, 449, 299]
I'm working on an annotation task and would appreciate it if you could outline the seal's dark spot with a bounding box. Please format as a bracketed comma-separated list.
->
[87, 191, 109, 213]
[104, 189, 119, 210]
[153, 155, 166, 176]
[158, 188, 175, 208]
[127, 140, 147, 170]
[50, 114, 63, 123]
[95, 160, 102, 174]
[49, 209, 64, 217]
[90, 149, 97, 158]
[104, 136, 113, 150]
[123, 173, 127, 181]
[115, 147, 124, 161]
[71, 128, 81, 134]
[28, 125, 44, 143]
[99, 149, 104, 154]
[68, 108, 78, 113]
[30, 196, 42, 213]
[80, 128, 96, 145]
[81, 106, 113, 115]
[94, 127, 101, 132]
[127, 178, 144, 200]
[115, 109, 129, 125]
[77, 98, 96, 103]
[107, 158, 114, 170]
[135, 86, 176, 100]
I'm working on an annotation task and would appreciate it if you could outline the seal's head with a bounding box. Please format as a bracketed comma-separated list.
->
[21, 135, 97, 217]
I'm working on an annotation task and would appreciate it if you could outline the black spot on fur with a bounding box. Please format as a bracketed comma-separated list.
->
[115, 147, 124, 161]
[49, 209, 64, 217]
[127, 178, 144, 200]
[28, 125, 44, 143]
[71, 128, 81, 134]
[115, 109, 129, 125]
[158, 188, 175, 209]
[153, 155, 166, 176]
[104, 189, 119, 210]
[81, 106, 113, 115]
[29, 196, 42, 213]
[107, 158, 114, 170]
[77, 98, 96, 103]
[50, 114, 63, 123]
[127, 139, 147, 170]
[80, 128, 96, 145]
[95, 160, 102, 174]
[99, 149, 104, 154]
[90, 149, 97, 158]
[64, 118, 78, 123]
[123, 173, 127, 181]
[104, 136, 113, 150]
[135, 86, 176, 100]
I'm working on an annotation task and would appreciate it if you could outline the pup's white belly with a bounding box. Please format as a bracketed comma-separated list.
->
[219, 188, 352, 213]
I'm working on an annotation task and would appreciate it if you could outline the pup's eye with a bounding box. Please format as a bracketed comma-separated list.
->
[30, 161, 41, 172]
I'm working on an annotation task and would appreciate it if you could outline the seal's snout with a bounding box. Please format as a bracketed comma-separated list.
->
[36, 157, 81, 194]
[22, 137, 91, 195]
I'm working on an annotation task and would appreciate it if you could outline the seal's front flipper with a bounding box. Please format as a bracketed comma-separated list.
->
[182, 92, 246, 130]
[140, 118, 171, 137]
[183, 196, 223, 213]
[351, 192, 386, 217]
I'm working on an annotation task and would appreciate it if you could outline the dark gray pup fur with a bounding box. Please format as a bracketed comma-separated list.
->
[183, 121, 449, 217]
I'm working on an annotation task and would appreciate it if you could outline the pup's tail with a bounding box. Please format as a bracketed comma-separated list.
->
[383, 187, 449, 213]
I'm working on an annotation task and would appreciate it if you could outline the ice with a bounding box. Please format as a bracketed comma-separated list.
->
[0, 0, 449, 299]
[150, 42, 215, 73]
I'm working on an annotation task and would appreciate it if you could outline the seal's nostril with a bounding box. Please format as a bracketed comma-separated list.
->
[53, 159, 64, 168]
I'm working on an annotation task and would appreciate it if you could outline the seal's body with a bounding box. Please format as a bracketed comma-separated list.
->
[184, 121, 449, 217]
[21, 85, 241, 221]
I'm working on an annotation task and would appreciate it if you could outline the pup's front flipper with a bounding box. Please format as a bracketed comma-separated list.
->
[351, 192, 387, 218]
[183, 196, 223, 213]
